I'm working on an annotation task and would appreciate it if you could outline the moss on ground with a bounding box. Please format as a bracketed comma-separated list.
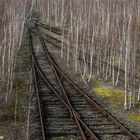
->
[93, 87, 125, 107]
[128, 114, 140, 124]
[12, 74, 28, 111]
[0, 74, 28, 124]
[12, 75, 28, 100]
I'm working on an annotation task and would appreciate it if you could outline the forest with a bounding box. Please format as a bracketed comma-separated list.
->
[0, 0, 140, 111]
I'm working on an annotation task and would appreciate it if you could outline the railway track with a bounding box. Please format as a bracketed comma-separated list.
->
[28, 26, 139, 140]
[37, 21, 140, 86]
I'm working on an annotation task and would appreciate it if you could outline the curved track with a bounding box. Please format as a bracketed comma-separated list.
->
[28, 27, 139, 140]
[37, 22, 140, 87]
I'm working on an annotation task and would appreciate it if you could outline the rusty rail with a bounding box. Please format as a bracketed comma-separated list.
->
[29, 27, 139, 140]
[40, 37, 99, 140]
[37, 22, 140, 85]
[29, 29, 99, 140]
[29, 29, 46, 140]
[39, 30, 139, 140]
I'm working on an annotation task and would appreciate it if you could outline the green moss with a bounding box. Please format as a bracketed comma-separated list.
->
[0, 101, 23, 123]
[0, 74, 28, 122]
[12, 75, 28, 99]
[13, 75, 24, 90]
[93, 87, 125, 107]
[128, 114, 140, 124]
[7, 101, 22, 114]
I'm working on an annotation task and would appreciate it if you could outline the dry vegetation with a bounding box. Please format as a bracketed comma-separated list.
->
[41, 0, 140, 109]
[0, 1, 140, 132]
[0, 1, 140, 138]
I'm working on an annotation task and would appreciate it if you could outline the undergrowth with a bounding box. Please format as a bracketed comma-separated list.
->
[128, 114, 140, 125]
[0, 74, 28, 124]
[93, 87, 125, 107]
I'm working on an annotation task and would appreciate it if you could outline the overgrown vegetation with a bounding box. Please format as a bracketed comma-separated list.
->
[93, 87, 125, 108]
[0, 74, 28, 125]
[43, 0, 140, 110]
[128, 114, 140, 125]
[92, 78, 140, 109]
